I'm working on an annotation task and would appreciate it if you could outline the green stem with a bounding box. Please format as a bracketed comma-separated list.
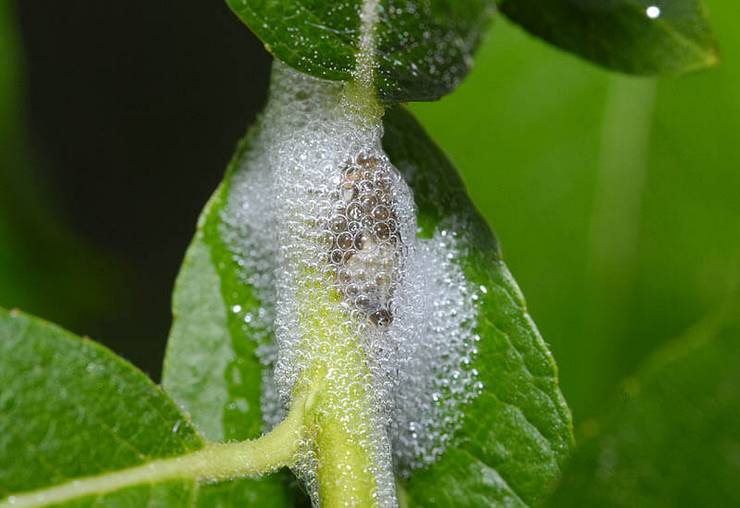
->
[313, 355, 379, 508]
[310, 1, 388, 499]
[299, 292, 381, 507]
[316, 407, 378, 507]
[1, 393, 309, 508]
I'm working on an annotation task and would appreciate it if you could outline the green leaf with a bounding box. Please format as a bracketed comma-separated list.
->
[0, 307, 202, 505]
[498, 0, 719, 75]
[162, 130, 303, 507]
[165, 94, 572, 504]
[383, 107, 573, 506]
[411, 0, 740, 421]
[225, 0, 495, 103]
[0, 308, 296, 507]
[547, 301, 740, 506]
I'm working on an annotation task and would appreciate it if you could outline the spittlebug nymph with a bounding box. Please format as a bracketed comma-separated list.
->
[324, 150, 405, 328]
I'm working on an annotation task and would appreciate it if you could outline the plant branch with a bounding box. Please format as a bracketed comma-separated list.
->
[1, 392, 310, 508]
[295, 286, 382, 507]
[312, 348, 379, 508]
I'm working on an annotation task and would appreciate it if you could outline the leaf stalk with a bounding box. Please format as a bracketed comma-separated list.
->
[1, 392, 310, 508]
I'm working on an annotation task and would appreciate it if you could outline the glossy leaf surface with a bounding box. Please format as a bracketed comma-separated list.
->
[498, 0, 718, 75]
[225, 0, 495, 103]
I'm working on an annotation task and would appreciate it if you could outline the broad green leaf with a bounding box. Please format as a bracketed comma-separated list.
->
[225, 0, 495, 103]
[547, 301, 740, 506]
[165, 95, 572, 504]
[498, 0, 718, 75]
[383, 107, 572, 507]
[162, 131, 303, 507]
[0, 307, 201, 505]
[0, 308, 291, 507]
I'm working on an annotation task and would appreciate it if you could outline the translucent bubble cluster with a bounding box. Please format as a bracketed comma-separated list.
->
[320, 150, 407, 328]
[221, 61, 482, 506]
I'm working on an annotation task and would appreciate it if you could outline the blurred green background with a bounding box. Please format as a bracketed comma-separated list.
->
[1, 0, 738, 435]
[412, 0, 740, 424]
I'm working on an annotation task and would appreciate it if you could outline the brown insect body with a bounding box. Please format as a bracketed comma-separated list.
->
[324, 150, 404, 327]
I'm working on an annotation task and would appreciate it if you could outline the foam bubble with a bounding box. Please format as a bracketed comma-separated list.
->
[221, 61, 482, 506]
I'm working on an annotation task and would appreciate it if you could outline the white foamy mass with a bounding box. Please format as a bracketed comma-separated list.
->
[221, 61, 482, 506]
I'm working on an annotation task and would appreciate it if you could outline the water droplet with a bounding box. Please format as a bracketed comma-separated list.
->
[646, 5, 661, 19]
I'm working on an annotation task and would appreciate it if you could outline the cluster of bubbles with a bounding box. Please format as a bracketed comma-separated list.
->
[388, 229, 484, 472]
[318, 150, 406, 328]
[221, 61, 482, 506]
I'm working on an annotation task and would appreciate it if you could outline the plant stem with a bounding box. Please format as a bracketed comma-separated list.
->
[299, 292, 381, 507]
[315, 406, 378, 507]
[313, 357, 379, 508]
[1, 393, 309, 508]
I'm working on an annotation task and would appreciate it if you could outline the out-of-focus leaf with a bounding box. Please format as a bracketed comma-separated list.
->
[547, 301, 740, 506]
[411, 0, 740, 421]
[498, 0, 719, 75]
[225, 0, 495, 102]
[0, 0, 121, 335]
